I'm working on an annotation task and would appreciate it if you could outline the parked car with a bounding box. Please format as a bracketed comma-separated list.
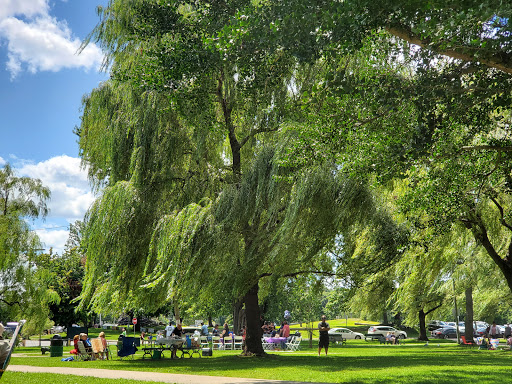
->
[427, 320, 447, 331]
[475, 325, 504, 338]
[433, 326, 465, 339]
[431, 326, 454, 338]
[328, 328, 364, 341]
[368, 326, 407, 339]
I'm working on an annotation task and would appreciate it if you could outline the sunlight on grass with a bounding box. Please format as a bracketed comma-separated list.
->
[10, 342, 512, 383]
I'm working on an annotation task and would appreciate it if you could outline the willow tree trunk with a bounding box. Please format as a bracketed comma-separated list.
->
[242, 283, 265, 356]
[418, 309, 429, 341]
[465, 287, 474, 342]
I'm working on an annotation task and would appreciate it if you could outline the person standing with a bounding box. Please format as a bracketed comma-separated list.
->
[490, 322, 498, 339]
[200, 322, 209, 336]
[505, 323, 511, 339]
[318, 315, 330, 356]
[165, 321, 174, 338]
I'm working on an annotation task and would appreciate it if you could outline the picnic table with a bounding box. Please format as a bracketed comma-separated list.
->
[142, 338, 183, 359]
[264, 337, 288, 349]
[364, 334, 385, 342]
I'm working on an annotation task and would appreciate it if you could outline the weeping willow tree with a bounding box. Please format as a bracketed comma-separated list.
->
[76, 0, 407, 355]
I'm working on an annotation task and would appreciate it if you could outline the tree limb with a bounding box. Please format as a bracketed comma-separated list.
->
[490, 196, 512, 233]
[386, 25, 512, 75]
[460, 145, 512, 152]
[259, 270, 337, 279]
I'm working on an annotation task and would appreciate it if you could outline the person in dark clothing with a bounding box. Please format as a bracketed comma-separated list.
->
[318, 315, 330, 356]
[170, 324, 183, 359]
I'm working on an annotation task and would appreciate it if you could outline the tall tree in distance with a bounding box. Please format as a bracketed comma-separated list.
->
[0, 163, 58, 331]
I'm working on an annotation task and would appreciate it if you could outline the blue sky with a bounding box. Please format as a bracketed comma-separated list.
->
[0, 0, 109, 253]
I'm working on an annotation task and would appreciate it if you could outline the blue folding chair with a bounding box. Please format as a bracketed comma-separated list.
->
[117, 336, 137, 359]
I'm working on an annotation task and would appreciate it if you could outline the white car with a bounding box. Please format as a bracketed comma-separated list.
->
[328, 327, 364, 341]
[368, 325, 407, 339]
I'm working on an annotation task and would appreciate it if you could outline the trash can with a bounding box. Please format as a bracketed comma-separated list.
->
[50, 334, 64, 357]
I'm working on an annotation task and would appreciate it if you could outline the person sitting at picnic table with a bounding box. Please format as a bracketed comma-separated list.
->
[140, 331, 146, 345]
[221, 322, 230, 339]
[200, 322, 209, 336]
[170, 323, 183, 359]
[99, 331, 109, 359]
[261, 322, 271, 336]
[212, 324, 220, 336]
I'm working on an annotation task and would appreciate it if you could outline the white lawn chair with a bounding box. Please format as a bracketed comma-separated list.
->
[200, 336, 209, 348]
[286, 336, 301, 351]
[262, 337, 272, 350]
[233, 336, 243, 350]
[223, 335, 233, 350]
[212, 336, 222, 350]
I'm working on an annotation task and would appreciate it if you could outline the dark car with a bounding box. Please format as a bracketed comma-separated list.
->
[427, 321, 447, 332]
[434, 326, 465, 339]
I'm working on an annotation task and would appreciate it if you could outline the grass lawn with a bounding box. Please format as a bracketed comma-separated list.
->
[8, 340, 512, 383]
[2, 372, 170, 384]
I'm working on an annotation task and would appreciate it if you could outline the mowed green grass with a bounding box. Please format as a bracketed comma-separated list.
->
[9, 341, 512, 383]
[1, 372, 170, 384]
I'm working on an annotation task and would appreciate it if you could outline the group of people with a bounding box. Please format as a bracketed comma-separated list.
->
[70, 332, 109, 359]
[385, 332, 400, 344]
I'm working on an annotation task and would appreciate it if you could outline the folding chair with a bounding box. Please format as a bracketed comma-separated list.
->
[212, 336, 222, 350]
[200, 336, 209, 348]
[222, 335, 233, 350]
[0, 320, 25, 379]
[117, 336, 137, 359]
[460, 335, 476, 348]
[91, 338, 106, 359]
[286, 336, 301, 351]
[77, 341, 94, 361]
[233, 336, 243, 350]
[262, 337, 272, 351]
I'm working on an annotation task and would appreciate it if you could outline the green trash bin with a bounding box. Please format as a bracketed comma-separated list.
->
[50, 346, 64, 357]
[152, 349, 162, 359]
[50, 335, 64, 357]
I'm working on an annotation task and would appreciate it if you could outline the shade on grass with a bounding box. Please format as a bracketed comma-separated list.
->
[10, 341, 512, 383]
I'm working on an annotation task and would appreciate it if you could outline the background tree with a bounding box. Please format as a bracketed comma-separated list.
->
[0, 163, 58, 333]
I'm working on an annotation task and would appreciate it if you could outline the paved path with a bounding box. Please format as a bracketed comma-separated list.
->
[8, 365, 309, 384]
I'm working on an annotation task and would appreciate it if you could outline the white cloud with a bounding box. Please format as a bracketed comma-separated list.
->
[16, 155, 94, 253]
[0, 156, 5, 166]
[19, 155, 94, 221]
[35, 226, 70, 255]
[0, 0, 48, 19]
[0, 0, 103, 78]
